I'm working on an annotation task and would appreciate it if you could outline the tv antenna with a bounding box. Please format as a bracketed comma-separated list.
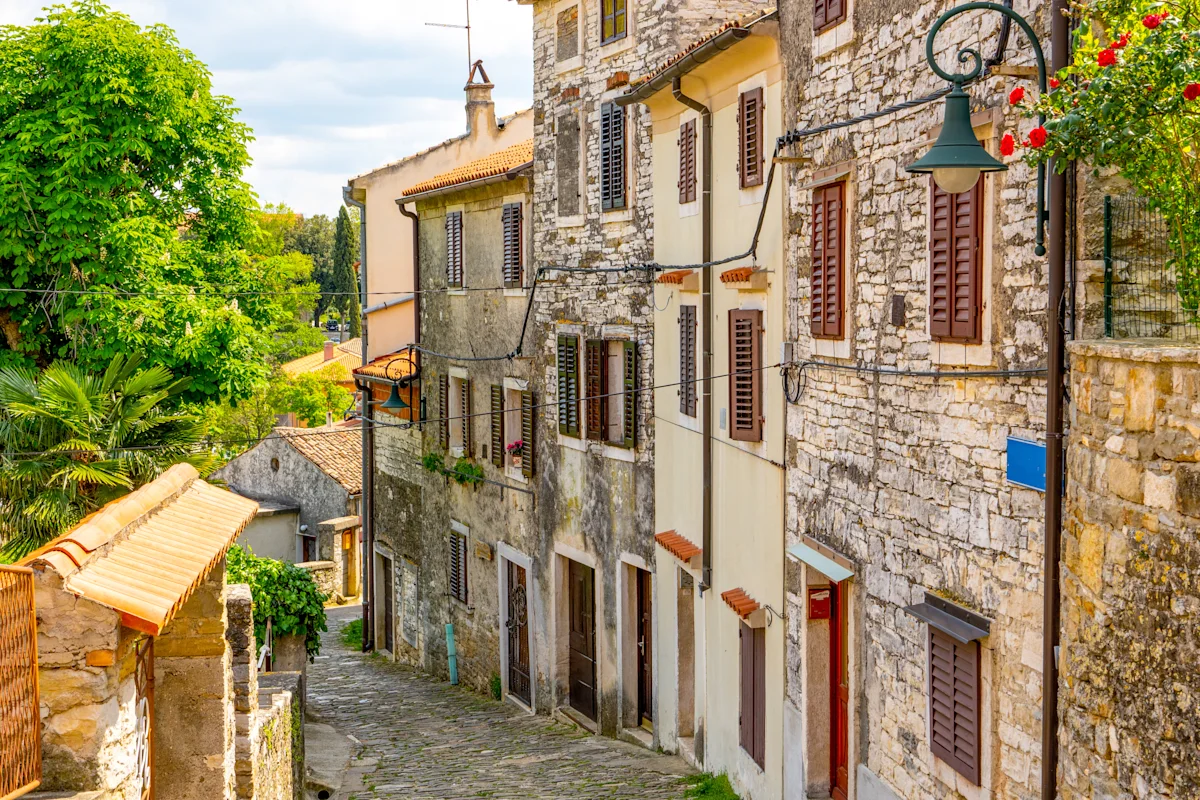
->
[425, 0, 473, 80]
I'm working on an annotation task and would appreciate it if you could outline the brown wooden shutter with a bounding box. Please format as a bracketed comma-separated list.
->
[753, 625, 766, 768]
[557, 335, 580, 437]
[622, 341, 637, 448]
[461, 379, 473, 455]
[446, 212, 463, 287]
[490, 385, 504, 467]
[600, 103, 626, 211]
[520, 391, 535, 478]
[585, 340, 607, 440]
[438, 374, 450, 449]
[739, 88, 764, 189]
[815, 0, 845, 31]
[449, 532, 468, 603]
[929, 180, 982, 342]
[502, 202, 523, 288]
[680, 305, 697, 416]
[929, 628, 981, 785]
[810, 183, 845, 339]
[729, 309, 763, 442]
[740, 623, 766, 765]
[678, 119, 697, 204]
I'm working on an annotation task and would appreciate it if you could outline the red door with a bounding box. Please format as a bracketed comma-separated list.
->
[830, 581, 849, 800]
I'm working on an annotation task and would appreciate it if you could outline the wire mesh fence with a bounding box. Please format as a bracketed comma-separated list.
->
[1104, 194, 1200, 340]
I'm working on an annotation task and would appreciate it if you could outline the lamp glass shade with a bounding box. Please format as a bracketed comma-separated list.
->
[906, 85, 1006, 191]
[380, 383, 409, 410]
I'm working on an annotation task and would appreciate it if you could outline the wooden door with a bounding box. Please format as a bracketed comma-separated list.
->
[381, 557, 394, 653]
[568, 560, 597, 720]
[636, 569, 653, 726]
[830, 581, 850, 800]
[506, 560, 532, 705]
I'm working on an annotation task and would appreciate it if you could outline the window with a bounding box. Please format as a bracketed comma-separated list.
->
[810, 183, 845, 339]
[583, 339, 637, 447]
[739, 623, 766, 768]
[601, 0, 627, 44]
[729, 309, 763, 441]
[502, 202, 524, 288]
[557, 112, 582, 217]
[446, 211, 463, 287]
[557, 334, 581, 437]
[928, 628, 981, 784]
[738, 88, 764, 189]
[299, 534, 317, 563]
[443, 374, 471, 454]
[678, 119, 697, 204]
[929, 179, 982, 342]
[600, 102, 627, 211]
[679, 305, 697, 416]
[438, 374, 450, 449]
[491, 385, 536, 477]
[814, 0, 847, 32]
[448, 530, 468, 604]
[557, 5, 580, 62]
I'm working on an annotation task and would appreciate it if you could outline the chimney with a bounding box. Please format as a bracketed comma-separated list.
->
[465, 60, 497, 140]
[324, 341, 335, 361]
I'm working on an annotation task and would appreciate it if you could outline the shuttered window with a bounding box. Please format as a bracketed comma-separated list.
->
[448, 531, 468, 604]
[601, 0, 627, 44]
[928, 628, 981, 785]
[557, 335, 581, 437]
[460, 379, 473, 454]
[738, 88, 764, 189]
[600, 102, 627, 211]
[491, 385, 504, 467]
[438, 374, 450, 449]
[814, 0, 846, 32]
[929, 180, 983, 342]
[520, 391, 536, 478]
[446, 211, 463, 288]
[729, 309, 763, 442]
[680, 305, 697, 417]
[621, 341, 637, 448]
[739, 623, 767, 768]
[678, 119, 697, 204]
[582, 339, 637, 447]
[502, 202, 524, 288]
[810, 183, 845, 339]
[585, 340, 607, 441]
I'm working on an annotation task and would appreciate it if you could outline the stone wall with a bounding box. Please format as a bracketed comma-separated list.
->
[1059, 340, 1200, 799]
[226, 584, 257, 799]
[255, 673, 304, 800]
[297, 561, 338, 601]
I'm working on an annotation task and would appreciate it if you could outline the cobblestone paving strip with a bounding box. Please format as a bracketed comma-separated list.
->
[309, 606, 695, 800]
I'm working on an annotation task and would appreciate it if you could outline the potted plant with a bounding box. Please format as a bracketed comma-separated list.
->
[506, 439, 525, 468]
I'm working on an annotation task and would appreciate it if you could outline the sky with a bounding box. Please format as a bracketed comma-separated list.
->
[0, 0, 535, 217]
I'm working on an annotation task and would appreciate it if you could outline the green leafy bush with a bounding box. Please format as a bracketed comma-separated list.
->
[450, 457, 485, 487]
[226, 545, 328, 661]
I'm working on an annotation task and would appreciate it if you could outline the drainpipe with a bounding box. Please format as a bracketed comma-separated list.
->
[1041, 0, 1070, 794]
[343, 186, 373, 653]
[396, 201, 422, 348]
[672, 77, 714, 596]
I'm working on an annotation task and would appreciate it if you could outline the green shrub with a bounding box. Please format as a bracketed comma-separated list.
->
[490, 673, 502, 701]
[226, 545, 328, 661]
[681, 773, 740, 800]
[340, 618, 364, 649]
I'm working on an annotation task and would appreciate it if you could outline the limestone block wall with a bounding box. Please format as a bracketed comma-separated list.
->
[1059, 340, 1200, 799]
[297, 561, 338, 601]
[254, 674, 303, 800]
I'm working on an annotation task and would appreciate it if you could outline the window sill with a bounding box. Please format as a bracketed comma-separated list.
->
[602, 208, 633, 224]
[813, 336, 852, 360]
[930, 339, 993, 368]
[504, 287, 528, 298]
[598, 34, 634, 59]
[557, 214, 585, 229]
[740, 182, 767, 206]
[447, 288, 467, 297]
[814, 19, 855, 59]
[679, 200, 700, 219]
[556, 55, 582, 75]
[601, 443, 635, 463]
[558, 432, 588, 453]
[449, 597, 473, 615]
[450, 446, 465, 458]
[505, 465, 529, 484]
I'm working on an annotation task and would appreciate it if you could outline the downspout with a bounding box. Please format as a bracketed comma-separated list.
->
[396, 202, 422, 347]
[1042, 0, 1070, 795]
[343, 186, 373, 653]
[672, 77, 714, 596]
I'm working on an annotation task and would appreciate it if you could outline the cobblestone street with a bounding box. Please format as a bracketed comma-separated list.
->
[309, 606, 696, 800]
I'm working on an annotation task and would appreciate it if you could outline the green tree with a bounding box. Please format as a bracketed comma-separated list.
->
[0, 354, 211, 560]
[226, 544, 328, 661]
[332, 206, 362, 339]
[0, 2, 279, 402]
[283, 214, 337, 321]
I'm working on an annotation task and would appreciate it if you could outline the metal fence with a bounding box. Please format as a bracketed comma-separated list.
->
[1104, 194, 1200, 340]
[0, 565, 40, 799]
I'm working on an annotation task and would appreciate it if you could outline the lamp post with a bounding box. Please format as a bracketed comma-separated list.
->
[906, 1, 1047, 256]
[376, 353, 419, 417]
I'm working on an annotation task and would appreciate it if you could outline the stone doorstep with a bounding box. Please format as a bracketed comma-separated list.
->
[305, 721, 353, 795]
[617, 724, 655, 751]
[553, 704, 599, 735]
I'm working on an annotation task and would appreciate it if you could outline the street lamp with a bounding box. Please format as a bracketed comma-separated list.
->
[375, 352, 418, 413]
[906, 1, 1048, 255]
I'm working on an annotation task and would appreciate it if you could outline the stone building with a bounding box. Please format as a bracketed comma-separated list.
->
[619, 11, 786, 797]
[514, 0, 772, 741]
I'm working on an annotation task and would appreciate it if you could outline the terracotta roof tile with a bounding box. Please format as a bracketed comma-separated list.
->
[656, 269, 694, 285]
[720, 266, 755, 283]
[352, 348, 418, 380]
[630, 9, 777, 89]
[277, 427, 362, 495]
[20, 464, 258, 635]
[282, 338, 362, 381]
[721, 587, 761, 619]
[655, 530, 702, 563]
[403, 140, 534, 197]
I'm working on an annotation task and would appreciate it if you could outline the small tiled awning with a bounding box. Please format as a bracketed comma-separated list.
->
[786, 537, 854, 583]
[721, 588, 760, 619]
[904, 593, 991, 643]
[656, 269, 694, 285]
[655, 530, 701, 565]
[719, 266, 755, 283]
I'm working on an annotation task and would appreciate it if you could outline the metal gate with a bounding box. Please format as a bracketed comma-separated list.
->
[134, 637, 155, 800]
[0, 564, 40, 799]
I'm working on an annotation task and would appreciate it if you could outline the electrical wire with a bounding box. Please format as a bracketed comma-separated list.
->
[783, 358, 1047, 403]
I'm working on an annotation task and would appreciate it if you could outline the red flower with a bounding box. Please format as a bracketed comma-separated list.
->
[1009, 86, 1026, 104]
[1113, 32, 1131, 48]
[1000, 133, 1016, 156]
[1027, 126, 1048, 148]
[1185, 83, 1200, 101]
[1050, 78, 1060, 89]
[1098, 48, 1117, 66]
[1143, 13, 1162, 28]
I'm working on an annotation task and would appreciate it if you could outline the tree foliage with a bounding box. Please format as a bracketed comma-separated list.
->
[0, 353, 210, 560]
[332, 206, 362, 338]
[284, 214, 337, 319]
[226, 544, 328, 662]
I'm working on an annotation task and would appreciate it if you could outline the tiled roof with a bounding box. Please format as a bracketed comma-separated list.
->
[282, 339, 362, 380]
[631, 8, 777, 89]
[656, 270, 694, 285]
[720, 266, 756, 283]
[721, 587, 761, 619]
[402, 140, 534, 197]
[20, 464, 258, 635]
[278, 427, 362, 495]
[352, 348, 418, 380]
[655, 530, 702, 563]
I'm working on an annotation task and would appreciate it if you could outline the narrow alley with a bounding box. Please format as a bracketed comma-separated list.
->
[308, 607, 696, 800]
